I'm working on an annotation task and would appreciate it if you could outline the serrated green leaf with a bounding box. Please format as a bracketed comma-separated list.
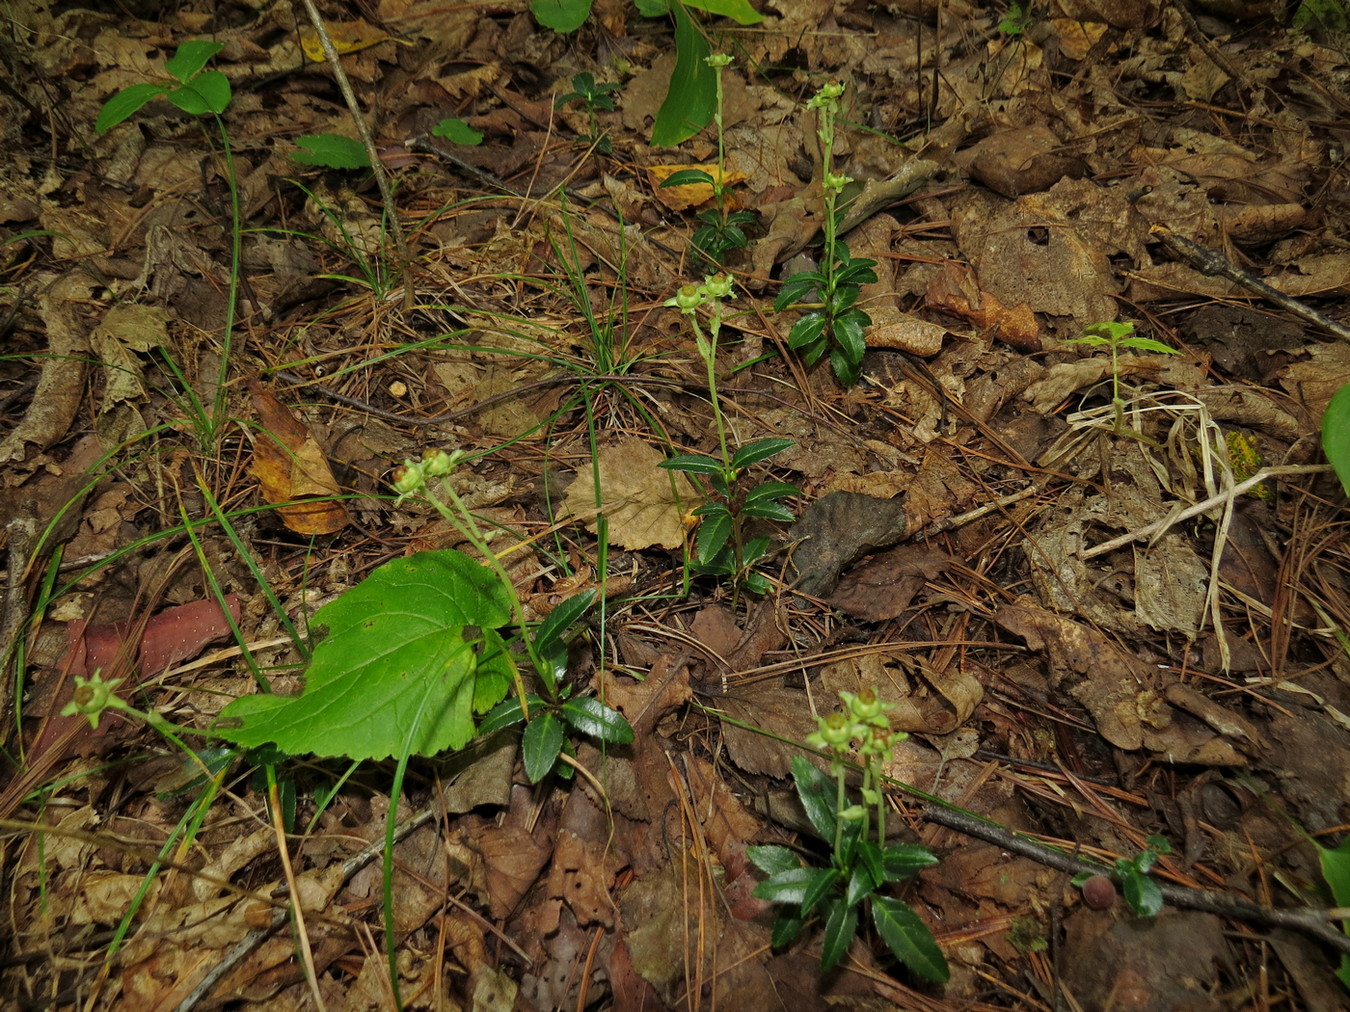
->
[166, 71, 231, 115]
[872, 895, 949, 983]
[479, 695, 535, 734]
[742, 501, 795, 523]
[731, 437, 794, 469]
[95, 83, 170, 134]
[213, 550, 512, 760]
[531, 0, 591, 32]
[431, 117, 485, 145]
[788, 311, 827, 350]
[771, 912, 806, 948]
[522, 710, 565, 781]
[696, 511, 732, 565]
[164, 40, 224, 82]
[820, 897, 858, 972]
[692, 502, 730, 518]
[535, 590, 596, 656]
[744, 481, 799, 504]
[292, 133, 371, 169]
[801, 867, 842, 916]
[560, 696, 634, 744]
[882, 843, 940, 880]
[661, 169, 717, 187]
[791, 754, 836, 842]
[775, 273, 823, 311]
[650, 1, 715, 146]
[746, 844, 801, 875]
[660, 453, 723, 475]
[752, 866, 820, 905]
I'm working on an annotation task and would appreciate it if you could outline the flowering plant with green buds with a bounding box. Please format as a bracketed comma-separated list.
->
[747, 688, 948, 982]
[775, 81, 878, 386]
[659, 275, 797, 597]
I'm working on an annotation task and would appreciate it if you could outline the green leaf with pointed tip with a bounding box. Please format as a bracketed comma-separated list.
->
[791, 754, 837, 842]
[293, 133, 370, 169]
[731, 438, 794, 469]
[560, 696, 634, 744]
[661, 169, 717, 187]
[820, 897, 858, 972]
[167, 70, 231, 115]
[96, 83, 170, 134]
[213, 550, 512, 760]
[650, 2, 715, 146]
[746, 844, 800, 875]
[872, 895, 949, 983]
[522, 710, 565, 781]
[661, 453, 724, 475]
[164, 41, 224, 82]
[432, 117, 484, 145]
[531, 0, 591, 32]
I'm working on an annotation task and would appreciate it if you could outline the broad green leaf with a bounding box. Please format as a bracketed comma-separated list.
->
[746, 844, 800, 875]
[684, 0, 763, 24]
[787, 311, 827, 351]
[292, 133, 370, 169]
[872, 895, 949, 983]
[560, 696, 634, 744]
[432, 117, 485, 145]
[1323, 382, 1350, 497]
[522, 710, 565, 781]
[1119, 867, 1163, 917]
[660, 169, 716, 188]
[164, 40, 224, 82]
[791, 755, 837, 842]
[213, 550, 512, 760]
[820, 897, 858, 972]
[650, 2, 715, 146]
[731, 438, 794, 469]
[167, 71, 231, 115]
[660, 453, 723, 475]
[531, 0, 591, 32]
[96, 83, 169, 134]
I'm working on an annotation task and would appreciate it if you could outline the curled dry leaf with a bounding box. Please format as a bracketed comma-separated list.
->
[247, 380, 348, 536]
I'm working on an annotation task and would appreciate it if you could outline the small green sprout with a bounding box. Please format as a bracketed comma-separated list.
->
[555, 72, 621, 153]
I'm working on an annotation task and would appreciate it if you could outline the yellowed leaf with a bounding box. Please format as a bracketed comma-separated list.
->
[299, 19, 401, 62]
[646, 163, 750, 212]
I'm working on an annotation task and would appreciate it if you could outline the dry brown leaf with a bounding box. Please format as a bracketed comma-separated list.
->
[248, 381, 348, 536]
[562, 437, 691, 550]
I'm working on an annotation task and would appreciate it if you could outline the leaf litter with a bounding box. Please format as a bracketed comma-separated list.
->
[4, 1, 1350, 1009]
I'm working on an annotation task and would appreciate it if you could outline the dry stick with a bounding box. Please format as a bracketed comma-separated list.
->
[1149, 224, 1350, 343]
[294, 0, 412, 313]
[1079, 464, 1331, 559]
[919, 801, 1350, 956]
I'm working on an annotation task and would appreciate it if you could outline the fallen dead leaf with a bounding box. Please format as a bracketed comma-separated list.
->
[247, 380, 349, 536]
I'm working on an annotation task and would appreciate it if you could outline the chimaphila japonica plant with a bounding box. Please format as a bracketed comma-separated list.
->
[1066, 320, 1180, 437]
[556, 71, 622, 154]
[775, 81, 878, 387]
[1073, 834, 1173, 917]
[659, 275, 797, 596]
[748, 689, 949, 981]
[96, 41, 241, 447]
[392, 450, 634, 783]
[659, 54, 757, 266]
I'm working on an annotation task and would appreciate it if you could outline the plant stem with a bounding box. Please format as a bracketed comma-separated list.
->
[212, 113, 240, 445]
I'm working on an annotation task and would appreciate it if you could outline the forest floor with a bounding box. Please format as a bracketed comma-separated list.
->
[4, 1, 1350, 1009]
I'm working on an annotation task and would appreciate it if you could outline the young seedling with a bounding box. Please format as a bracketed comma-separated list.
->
[1073, 835, 1173, 917]
[747, 689, 948, 981]
[659, 275, 797, 595]
[1065, 320, 1179, 436]
[775, 82, 878, 386]
[556, 72, 622, 154]
[659, 54, 757, 265]
[96, 41, 240, 447]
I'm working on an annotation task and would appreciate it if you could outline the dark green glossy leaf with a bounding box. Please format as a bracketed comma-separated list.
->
[771, 912, 806, 948]
[661, 168, 716, 187]
[535, 590, 596, 657]
[742, 501, 795, 522]
[872, 895, 949, 983]
[882, 843, 940, 881]
[522, 710, 565, 782]
[731, 437, 794, 470]
[752, 866, 820, 905]
[660, 453, 724, 475]
[820, 897, 859, 972]
[696, 511, 732, 566]
[791, 754, 836, 842]
[801, 867, 842, 916]
[788, 311, 827, 350]
[560, 696, 634, 744]
[1119, 868, 1164, 917]
[746, 844, 801, 875]
[744, 481, 799, 503]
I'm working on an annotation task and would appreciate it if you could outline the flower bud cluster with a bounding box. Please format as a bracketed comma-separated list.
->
[664, 273, 735, 315]
[806, 687, 904, 761]
[392, 448, 462, 502]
